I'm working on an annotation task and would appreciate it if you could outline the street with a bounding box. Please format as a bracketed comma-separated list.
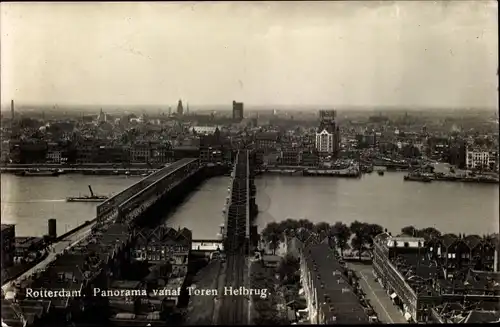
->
[348, 262, 407, 324]
[2, 221, 95, 292]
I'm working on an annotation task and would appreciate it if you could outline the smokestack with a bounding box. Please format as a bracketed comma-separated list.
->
[11, 100, 14, 120]
[495, 248, 498, 273]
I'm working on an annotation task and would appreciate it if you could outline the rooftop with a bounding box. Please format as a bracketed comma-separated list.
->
[464, 310, 500, 324]
[304, 242, 369, 324]
[136, 226, 192, 245]
[12, 222, 132, 317]
[255, 132, 279, 141]
[1, 224, 15, 233]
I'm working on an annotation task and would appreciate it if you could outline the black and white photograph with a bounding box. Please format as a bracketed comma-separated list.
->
[0, 1, 498, 326]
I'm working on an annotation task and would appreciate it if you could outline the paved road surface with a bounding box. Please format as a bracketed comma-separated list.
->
[348, 263, 407, 324]
[2, 221, 95, 292]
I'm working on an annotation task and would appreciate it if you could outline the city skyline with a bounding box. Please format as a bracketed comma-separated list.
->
[1, 1, 498, 109]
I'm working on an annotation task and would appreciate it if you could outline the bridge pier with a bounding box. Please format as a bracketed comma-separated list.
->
[93, 159, 202, 229]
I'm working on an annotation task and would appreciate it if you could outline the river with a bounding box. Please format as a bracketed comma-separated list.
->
[1, 172, 498, 238]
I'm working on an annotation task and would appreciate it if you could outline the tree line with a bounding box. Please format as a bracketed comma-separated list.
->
[260, 219, 444, 257]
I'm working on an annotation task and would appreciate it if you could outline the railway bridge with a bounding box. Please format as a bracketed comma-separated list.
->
[95, 158, 200, 227]
[218, 150, 257, 325]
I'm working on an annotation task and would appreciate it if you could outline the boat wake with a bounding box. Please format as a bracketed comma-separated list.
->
[1, 199, 66, 203]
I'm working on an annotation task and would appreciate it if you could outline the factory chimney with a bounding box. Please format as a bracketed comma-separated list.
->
[10, 100, 14, 120]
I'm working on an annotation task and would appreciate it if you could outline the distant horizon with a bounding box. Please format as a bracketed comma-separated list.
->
[0, 102, 496, 113]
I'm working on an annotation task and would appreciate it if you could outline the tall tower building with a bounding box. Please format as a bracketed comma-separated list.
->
[315, 110, 340, 157]
[177, 99, 184, 116]
[10, 100, 14, 120]
[168, 107, 172, 116]
[232, 100, 244, 122]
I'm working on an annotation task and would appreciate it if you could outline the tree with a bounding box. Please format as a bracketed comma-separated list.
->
[418, 227, 441, 241]
[278, 254, 300, 284]
[297, 219, 314, 231]
[331, 222, 352, 256]
[314, 222, 331, 240]
[351, 234, 365, 260]
[401, 226, 418, 237]
[350, 220, 365, 235]
[296, 228, 312, 244]
[262, 222, 283, 255]
[365, 224, 384, 247]
[278, 219, 300, 236]
[349, 222, 384, 259]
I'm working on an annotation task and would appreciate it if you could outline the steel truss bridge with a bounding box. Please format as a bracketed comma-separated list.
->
[95, 158, 200, 227]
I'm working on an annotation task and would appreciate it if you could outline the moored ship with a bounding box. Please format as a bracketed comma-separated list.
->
[66, 185, 109, 202]
[15, 169, 61, 177]
[462, 176, 499, 184]
[404, 174, 432, 182]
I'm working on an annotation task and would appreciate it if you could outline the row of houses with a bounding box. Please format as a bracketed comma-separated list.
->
[372, 232, 500, 323]
[2, 223, 195, 327]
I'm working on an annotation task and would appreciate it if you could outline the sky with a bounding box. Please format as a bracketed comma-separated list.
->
[0, 1, 498, 109]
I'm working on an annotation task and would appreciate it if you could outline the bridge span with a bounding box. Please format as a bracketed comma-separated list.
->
[95, 158, 200, 227]
[217, 150, 258, 325]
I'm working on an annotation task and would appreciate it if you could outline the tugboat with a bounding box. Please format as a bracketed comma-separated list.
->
[66, 185, 108, 202]
[377, 170, 384, 176]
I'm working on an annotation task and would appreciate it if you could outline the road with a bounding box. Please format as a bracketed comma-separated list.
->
[347, 263, 407, 324]
[2, 221, 95, 293]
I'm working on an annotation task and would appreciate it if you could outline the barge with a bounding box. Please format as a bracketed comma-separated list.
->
[404, 174, 432, 183]
[15, 169, 61, 177]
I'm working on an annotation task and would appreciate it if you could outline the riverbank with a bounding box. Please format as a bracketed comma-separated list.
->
[0, 167, 156, 176]
[257, 166, 361, 177]
[404, 172, 499, 184]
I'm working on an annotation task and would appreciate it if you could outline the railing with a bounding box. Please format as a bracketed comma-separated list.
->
[54, 218, 96, 242]
[118, 159, 199, 213]
[246, 150, 250, 239]
[223, 156, 237, 239]
[96, 159, 195, 219]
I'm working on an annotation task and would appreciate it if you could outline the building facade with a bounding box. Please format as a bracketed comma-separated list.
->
[177, 99, 184, 116]
[199, 132, 230, 164]
[280, 148, 300, 166]
[1, 224, 16, 268]
[315, 110, 340, 156]
[373, 233, 427, 322]
[130, 143, 152, 163]
[232, 101, 244, 122]
[95, 145, 128, 163]
[466, 148, 490, 170]
[133, 227, 192, 278]
[300, 242, 369, 324]
[255, 132, 279, 152]
[76, 144, 96, 164]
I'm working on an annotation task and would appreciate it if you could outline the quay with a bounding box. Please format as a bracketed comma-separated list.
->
[0, 163, 165, 175]
[257, 165, 361, 177]
[403, 172, 499, 184]
[0, 167, 156, 175]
